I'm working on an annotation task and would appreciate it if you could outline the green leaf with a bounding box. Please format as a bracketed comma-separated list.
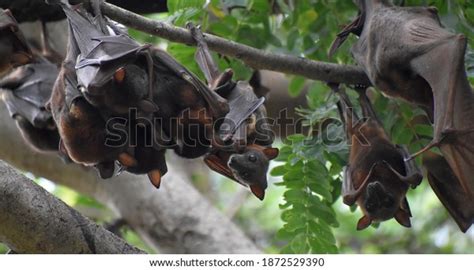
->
[288, 76, 306, 97]
[168, 0, 206, 13]
[271, 165, 287, 177]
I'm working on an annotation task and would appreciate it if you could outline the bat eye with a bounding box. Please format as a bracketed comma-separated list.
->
[113, 67, 126, 83]
[248, 154, 257, 162]
[242, 172, 250, 178]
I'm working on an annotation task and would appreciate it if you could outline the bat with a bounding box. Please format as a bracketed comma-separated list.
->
[331, 0, 474, 231]
[0, 57, 60, 152]
[187, 23, 278, 200]
[48, 18, 134, 178]
[54, 0, 158, 115]
[0, 8, 32, 75]
[423, 151, 474, 232]
[331, 84, 422, 230]
[205, 144, 278, 200]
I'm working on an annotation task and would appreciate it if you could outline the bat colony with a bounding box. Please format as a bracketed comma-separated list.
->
[0, 0, 278, 200]
[0, 0, 472, 232]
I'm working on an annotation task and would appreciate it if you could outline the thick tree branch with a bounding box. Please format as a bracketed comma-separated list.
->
[0, 104, 261, 254]
[0, 160, 145, 254]
[100, 2, 371, 86]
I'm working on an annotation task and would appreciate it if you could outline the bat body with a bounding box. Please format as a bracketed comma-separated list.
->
[48, 19, 131, 178]
[188, 23, 278, 200]
[0, 8, 32, 75]
[0, 58, 60, 152]
[332, 0, 474, 231]
[333, 85, 422, 230]
[59, 1, 158, 116]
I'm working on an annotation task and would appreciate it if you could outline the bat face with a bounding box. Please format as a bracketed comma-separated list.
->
[227, 145, 278, 200]
[358, 171, 408, 222]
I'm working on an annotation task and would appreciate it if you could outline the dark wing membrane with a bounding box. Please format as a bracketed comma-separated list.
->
[75, 35, 148, 88]
[219, 94, 265, 142]
[13, 62, 59, 108]
[61, 4, 106, 56]
[0, 8, 31, 55]
[423, 152, 474, 233]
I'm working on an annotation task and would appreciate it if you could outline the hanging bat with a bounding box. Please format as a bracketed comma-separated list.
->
[332, 84, 422, 230]
[187, 23, 278, 200]
[48, 19, 134, 179]
[423, 151, 474, 232]
[0, 57, 60, 152]
[53, 0, 159, 116]
[330, 0, 474, 231]
[0, 8, 32, 75]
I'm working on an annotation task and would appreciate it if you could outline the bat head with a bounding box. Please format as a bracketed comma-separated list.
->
[362, 181, 399, 221]
[227, 145, 279, 200]
[356, 161, 413, 230]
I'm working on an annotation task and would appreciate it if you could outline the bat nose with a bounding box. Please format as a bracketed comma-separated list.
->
[367, 182, 385, 198]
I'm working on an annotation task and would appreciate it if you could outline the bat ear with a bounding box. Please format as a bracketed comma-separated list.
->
[113, 67, 126, 83]
[263, 147, 279, 160]
[250, 184, 265, 201]
[356, 215, 372, 230]
[117, 152, 138, 167]
[147, 169, 162, 189]
[394, 208, 411, 228]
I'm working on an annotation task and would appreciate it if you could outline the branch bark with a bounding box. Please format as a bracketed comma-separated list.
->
[0, 104, 261, 254]
[100, 2, 371, 86]
[0, 160, 145, 254]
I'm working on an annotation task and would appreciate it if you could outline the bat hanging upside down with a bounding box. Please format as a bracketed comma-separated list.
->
[331, 84, 422, 230]
[187, 23, 279, 200]
[330, 0, 474, 232]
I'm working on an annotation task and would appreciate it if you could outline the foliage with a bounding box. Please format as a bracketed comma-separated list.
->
[268, 83, 344, 253]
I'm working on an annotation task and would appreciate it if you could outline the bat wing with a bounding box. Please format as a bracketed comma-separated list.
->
[0, 9, 32, 59]
[410, 30, 474, 198]
[1, 90, 51, 128]
[75, 35, 148, 88]
[13, 62, 59, 108]
[0, 61, 58, 128]
[218, 90, 265, 142]
[423, 152, 474, 232]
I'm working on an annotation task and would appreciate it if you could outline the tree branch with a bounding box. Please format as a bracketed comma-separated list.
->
[0, 160, 145, 254]
[0, 104, 261, 254]
[100, 2, 371, 86]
